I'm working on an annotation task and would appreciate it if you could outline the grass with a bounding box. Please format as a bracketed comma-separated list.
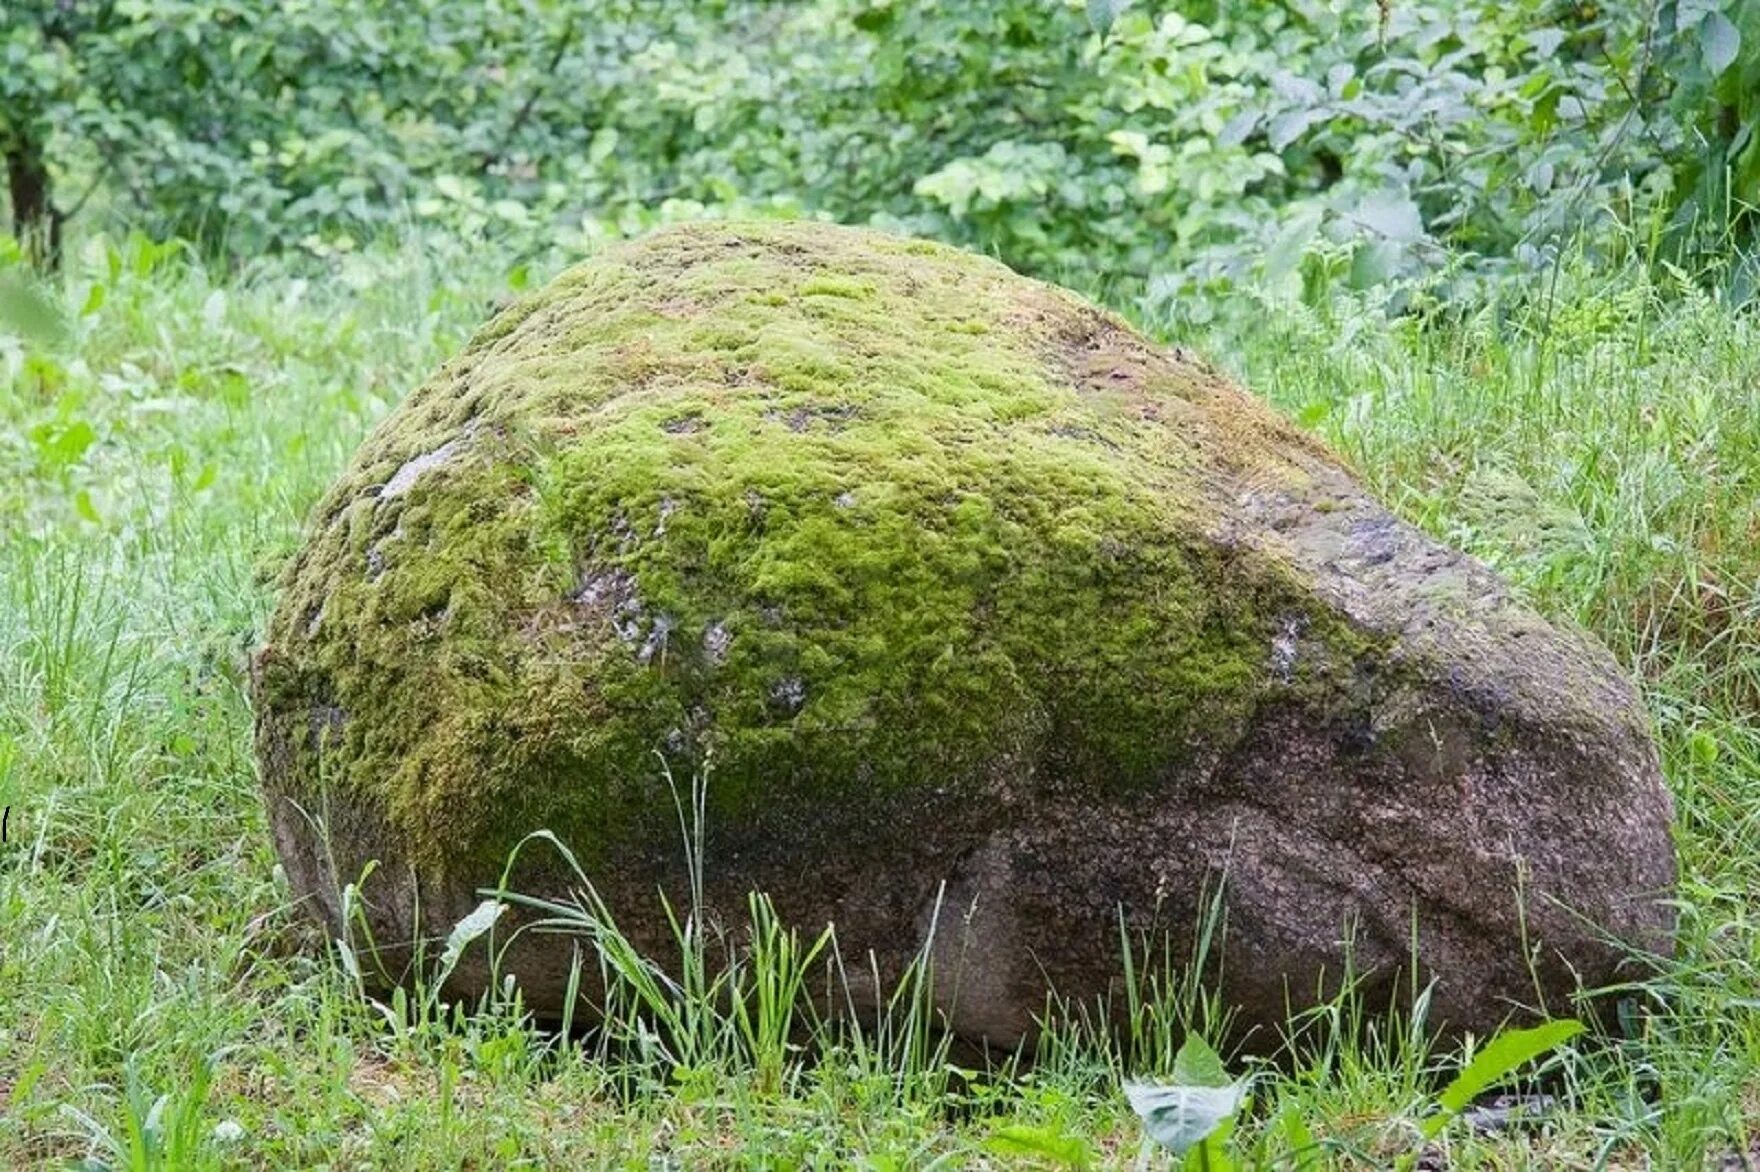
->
[1, 224, 1758, 1167]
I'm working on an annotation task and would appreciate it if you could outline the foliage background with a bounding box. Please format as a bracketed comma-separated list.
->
[5, 0, 1759, 300]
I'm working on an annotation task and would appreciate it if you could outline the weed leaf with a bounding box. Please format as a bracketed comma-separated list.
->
[1124, 1079, 1248, 1156]
[985, 1123, 1096, 1168]
[0, 271, 69, 349]
[1426, 1019, 1583, 1137]
[441, 898, 507, 976]
[1171, 1032, 1232, 1088]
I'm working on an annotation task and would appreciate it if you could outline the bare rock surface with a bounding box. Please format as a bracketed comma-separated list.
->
[253, 221, 1675, 1045]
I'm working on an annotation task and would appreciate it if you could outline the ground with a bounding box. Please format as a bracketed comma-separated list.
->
[2, 227, 1758, 1167]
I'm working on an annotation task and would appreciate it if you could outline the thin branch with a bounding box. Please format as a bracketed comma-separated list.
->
[61, 156, 113, 221]
[478, 15, 580, 173]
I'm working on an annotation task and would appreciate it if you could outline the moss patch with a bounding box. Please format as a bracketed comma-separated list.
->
[255, 221, 1385, 870]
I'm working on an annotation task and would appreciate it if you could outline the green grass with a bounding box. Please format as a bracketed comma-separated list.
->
[2, 226, 1758, 1167]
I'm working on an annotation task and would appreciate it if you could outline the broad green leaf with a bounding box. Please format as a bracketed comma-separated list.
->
[1125, 1080, 1248, 1156]
[985, 1123, 1095, 1168]
[1087, 0, 1129, 33]
[1356, 190, 1425, 244]
[1268, 108, 1325, 151]
[1217, 111, 1258, 148]
[1276, 1103, 1323, 1169]
[588, 127, 621, 163]
[35, 420, 97, 468]
[0, 271, 69, 349]
[1425, 1019, 1583, 1137]
[1270, 71, 1322, 105]
[1172, 1033, 1232, 1088]
[1266, 208, 1324, 281]
[433, 173, 473, 202]
[1350, 239, 1401, 288]
[1700, 11, 1741, 77]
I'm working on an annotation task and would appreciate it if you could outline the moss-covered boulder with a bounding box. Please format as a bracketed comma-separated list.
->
[254, 221, 1674, 1044]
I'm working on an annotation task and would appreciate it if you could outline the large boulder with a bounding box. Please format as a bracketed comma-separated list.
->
[254, 221, 1675, 1045]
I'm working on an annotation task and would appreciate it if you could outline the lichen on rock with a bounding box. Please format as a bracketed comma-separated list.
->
[254, 221, 1675, 1046]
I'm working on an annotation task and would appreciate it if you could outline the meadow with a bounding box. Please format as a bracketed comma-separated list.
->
[0, 221, 1755, 1167]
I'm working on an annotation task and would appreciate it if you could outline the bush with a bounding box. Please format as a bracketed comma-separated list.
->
[3, 0, 1756, 298]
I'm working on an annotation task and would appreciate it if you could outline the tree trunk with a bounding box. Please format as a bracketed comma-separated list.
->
[6, 131, 63, 270]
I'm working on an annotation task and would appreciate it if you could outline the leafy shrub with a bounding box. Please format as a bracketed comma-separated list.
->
[3, 0, 1755, 298]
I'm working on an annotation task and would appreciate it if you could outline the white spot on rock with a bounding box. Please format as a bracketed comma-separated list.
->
[770, 676, 806, 712]
[380, 439, 460, 499]
[1271, 616, 1306, 682]
[639, 614, 675, 664]
[703, 620, 732, 666]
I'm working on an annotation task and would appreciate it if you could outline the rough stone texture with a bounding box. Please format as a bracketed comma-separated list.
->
[253, 220, 1676, 1046]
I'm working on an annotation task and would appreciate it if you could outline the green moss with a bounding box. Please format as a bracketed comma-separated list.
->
[256, 221, 1389, 870]
[797, 274, 875, 299]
